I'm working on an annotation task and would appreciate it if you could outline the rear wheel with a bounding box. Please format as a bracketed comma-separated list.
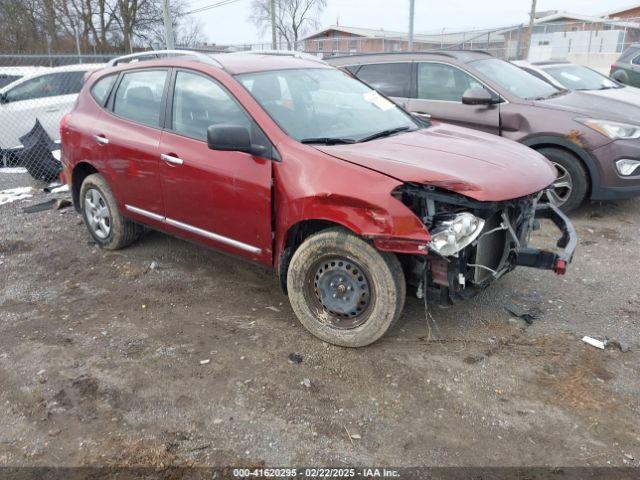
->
[80, 173, 140, 250]
[538, 147, 588, 212]
[286, 228, 405, 347]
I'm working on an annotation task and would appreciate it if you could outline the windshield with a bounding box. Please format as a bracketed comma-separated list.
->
[544, 65, 621, 91]
[471, 58, 561, 100]
[236, 68, 419, 143]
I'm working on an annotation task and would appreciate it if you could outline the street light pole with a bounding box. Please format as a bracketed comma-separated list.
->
[527, 0, 537, 59]
[408, 0, 415, 51]
[162, 0, 175, 49]
[271, 0, 277, 50]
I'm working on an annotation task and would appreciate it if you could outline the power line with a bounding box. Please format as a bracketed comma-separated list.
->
[185, 0, 244, 15]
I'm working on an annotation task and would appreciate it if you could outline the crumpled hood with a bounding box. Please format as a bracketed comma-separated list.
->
[534, 90, 640, 123]
[315, 123, 556, 202]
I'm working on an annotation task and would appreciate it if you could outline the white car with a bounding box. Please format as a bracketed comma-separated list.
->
[0, 64, 104, 151]
[513, 60, 640, 106]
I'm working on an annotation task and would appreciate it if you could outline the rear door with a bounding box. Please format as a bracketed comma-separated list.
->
[406, 61, 500, 134]
[97, 68, 169, 219]
[158, 69, 273, 265]
[352, 62, 413, 108]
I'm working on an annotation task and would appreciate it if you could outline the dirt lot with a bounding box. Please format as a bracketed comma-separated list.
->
[0, 170, 639, 468]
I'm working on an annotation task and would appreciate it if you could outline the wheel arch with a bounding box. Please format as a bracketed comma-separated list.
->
[522, 135, 597, 197]
[277, 219, 358, 294]
[71, 162, 100, 212]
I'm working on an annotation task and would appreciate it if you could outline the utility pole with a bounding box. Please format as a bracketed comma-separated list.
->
[527, 0, 537, 59]
[408, 0, 415, 51]
[271, 0, 277, 50]
[162, 0, 175, 49]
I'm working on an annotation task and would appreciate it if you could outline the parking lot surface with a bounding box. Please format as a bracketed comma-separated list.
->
[0, 171, 639, 467]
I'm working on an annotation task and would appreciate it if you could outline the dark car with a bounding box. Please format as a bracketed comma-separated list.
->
[329, 51, 640, 212]
[60, 50, 575, 347]
[610, 43, 640, 87]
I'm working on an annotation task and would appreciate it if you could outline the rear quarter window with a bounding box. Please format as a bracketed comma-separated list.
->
[91, 74, 117, 105]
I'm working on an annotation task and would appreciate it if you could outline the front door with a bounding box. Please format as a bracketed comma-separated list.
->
[159, 69, 273, 265]
[406, 61, 500, 134]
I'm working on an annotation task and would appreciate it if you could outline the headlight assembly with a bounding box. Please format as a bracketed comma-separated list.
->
[576, 118, 640, 140]
[428, 212, 485, 257]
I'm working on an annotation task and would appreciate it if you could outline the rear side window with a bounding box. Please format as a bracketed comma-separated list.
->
[171, 70, 251, 141]
[417, 62, 484, 101]
[90, 74, 117, 105]
[113, 70, 167, 127]
[0, 74, 21, 88]
[4, 71, 86, 102]
[356, 62, 412, 97]
[619, 46, 640, 63]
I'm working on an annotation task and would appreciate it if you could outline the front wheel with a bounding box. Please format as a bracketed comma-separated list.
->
[286, 228, 406, 347]
[538, 147, 588, 213]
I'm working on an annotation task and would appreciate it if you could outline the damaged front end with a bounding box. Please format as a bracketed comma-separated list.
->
[393, 184, 577, 305]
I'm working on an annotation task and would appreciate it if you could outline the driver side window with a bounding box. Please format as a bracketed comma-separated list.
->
[417, 62, 484, 102]
[172, 70, 252, 141]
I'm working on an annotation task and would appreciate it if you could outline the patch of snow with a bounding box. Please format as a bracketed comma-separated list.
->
[0, 187, 34, 206]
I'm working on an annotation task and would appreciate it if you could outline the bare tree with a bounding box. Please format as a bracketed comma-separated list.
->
[0, 0, 198, 54]
[250, 0, 326, 49]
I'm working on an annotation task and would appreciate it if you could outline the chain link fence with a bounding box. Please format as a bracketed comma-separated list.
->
[0, 54, 119, 183]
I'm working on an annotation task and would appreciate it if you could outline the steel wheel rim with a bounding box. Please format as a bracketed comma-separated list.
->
[546, 162, 573, 206]
[306, 257, 373, 329]
[84, 188, 111, 239]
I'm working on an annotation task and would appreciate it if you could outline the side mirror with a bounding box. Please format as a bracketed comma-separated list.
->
[206, 124, 267, 156]
[0, 92, 7, 104]
[462, 88, 495, 106]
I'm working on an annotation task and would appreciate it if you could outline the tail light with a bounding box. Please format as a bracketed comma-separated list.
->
[610, 64, 615, 76]
[60, 112, 72, 137]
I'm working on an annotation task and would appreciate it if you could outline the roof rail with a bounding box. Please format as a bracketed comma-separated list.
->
[230, 50, 327, 65]
[107, 50, 223, 68]
[328, 50, 459, 60]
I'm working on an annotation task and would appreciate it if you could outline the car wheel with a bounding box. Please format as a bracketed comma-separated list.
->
[286, 228, 406, 347]
[538, 147, 588, 213]
[80, 173, 140, 250]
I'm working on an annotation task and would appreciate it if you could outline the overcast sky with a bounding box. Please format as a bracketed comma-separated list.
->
[185, 0, 637, 45]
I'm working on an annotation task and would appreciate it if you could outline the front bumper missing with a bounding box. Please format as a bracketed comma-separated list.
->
[515, 202, 577, 275]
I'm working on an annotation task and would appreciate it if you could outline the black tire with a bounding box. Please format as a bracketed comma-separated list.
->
[79, 173, 140, 250]
[286, 228, 406, 347]
[538, 147, 589, 213]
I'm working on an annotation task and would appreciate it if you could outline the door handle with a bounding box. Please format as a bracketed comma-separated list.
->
[45, 107, 60, 112]
[413, 111, 432, 119]
[94, 134, 109, 145]
[161, 153, 183, 165]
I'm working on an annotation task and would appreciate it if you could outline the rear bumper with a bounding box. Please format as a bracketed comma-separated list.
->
[516, 202, 577, 275]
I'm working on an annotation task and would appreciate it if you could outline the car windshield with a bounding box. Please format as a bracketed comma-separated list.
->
[236, 68, 419, 143]
[471, 58, 562, 100]
[544, 65, 622, 91]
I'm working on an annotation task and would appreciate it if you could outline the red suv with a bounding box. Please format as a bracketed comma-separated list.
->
[60, 51, 576, 347]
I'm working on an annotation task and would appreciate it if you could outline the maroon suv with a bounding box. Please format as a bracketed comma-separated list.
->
[61, 51, 576, 347]
[330, 51, 640, 212]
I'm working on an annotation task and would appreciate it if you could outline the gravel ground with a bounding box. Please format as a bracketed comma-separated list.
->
[0, 170, 639, 468]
